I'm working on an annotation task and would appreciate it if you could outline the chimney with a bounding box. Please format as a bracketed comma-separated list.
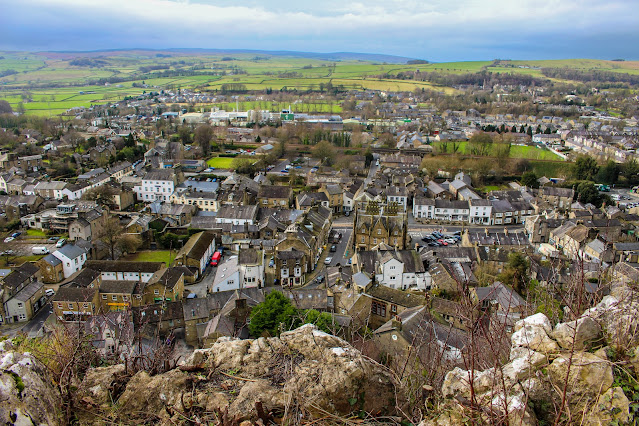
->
[485, 227, 489, 236]
[391, 315, 402, 331]
[504, 228, 508, 236]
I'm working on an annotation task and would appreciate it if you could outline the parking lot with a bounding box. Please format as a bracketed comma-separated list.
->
[1, 238, 58, 257]
[409, 230, 463, 248]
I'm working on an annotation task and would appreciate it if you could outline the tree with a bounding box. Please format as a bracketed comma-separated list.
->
[302, 309, 338, 334]
[520, 171, 539, 188]
[65, 131, 85, 152]
[596, 160, 620, 185]
[498, 252, 529, 295]
[82, 185, 116, 205]
[249, 291, 299, 337]
[177, 126, 192, 144]
[573, 155, 599, 181]
[576, 182, 604, 206]
[193, 124, 213, 156]
[312, 141, 336, 166]
[231, 156, 255, 175]
[0, 100, 12, 114]
[622, 159, 639, 186]
[99, 217, 124, 260]
[467, 132, 493, 156]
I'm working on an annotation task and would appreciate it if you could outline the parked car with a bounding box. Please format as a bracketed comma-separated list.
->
[11, 232, 21, 238]
[444, 238, 456, 244]
[268, 257, 275, 268]
[3, 237, 14, 243]
[437, 239, 448, 246]
[330, 245, 337, 252]
[432, 232, 443, 239]
[324, 256, 333, 265]
[315, 275, 324, 283]
[56, 238, 66, 248]
[47, 237, 60, 242]
[45, 289, 55, 297]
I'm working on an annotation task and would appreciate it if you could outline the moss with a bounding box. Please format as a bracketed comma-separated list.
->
[10, 372, 25, 394]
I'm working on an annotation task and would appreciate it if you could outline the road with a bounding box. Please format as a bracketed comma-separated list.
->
[21, 301, 52, 337]
[327, 228, 353, 267]
[185, 264, 216, 297]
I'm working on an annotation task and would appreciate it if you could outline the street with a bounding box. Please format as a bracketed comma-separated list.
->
[327, 228, 353, 267]
[21, 302, 53, 337]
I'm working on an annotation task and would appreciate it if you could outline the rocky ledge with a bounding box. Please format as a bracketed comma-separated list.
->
[75, 324, 398, 424]
[425, 286, 639, 426]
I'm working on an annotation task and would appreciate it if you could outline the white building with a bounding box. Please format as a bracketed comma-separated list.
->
[211, 256, 241, 293]
[433, 199, 470, 222]
[413, 196, 435, 219]
[356, 250, 430, 291]
[133, 169, 177, 202]
[239, 249, 265, 289]
[469, 199, 492, 225]
[52, 244, 87, 279]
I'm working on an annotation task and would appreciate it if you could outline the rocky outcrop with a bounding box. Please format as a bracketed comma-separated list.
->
[75, 324, 398, 424]
[0, 339, 64, 425]
[430, 291, 639, 425]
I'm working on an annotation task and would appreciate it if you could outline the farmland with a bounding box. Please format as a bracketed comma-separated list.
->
[2, 50, 639, 116]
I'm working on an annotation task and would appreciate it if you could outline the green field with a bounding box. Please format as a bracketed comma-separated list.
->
[433, 141, 563, 160]
[125, 250, 174, 266]
[206, 157, 235, 168]
[2, 51, 639, 116]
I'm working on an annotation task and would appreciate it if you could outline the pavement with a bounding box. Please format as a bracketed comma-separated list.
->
[185, 264, 216, 297]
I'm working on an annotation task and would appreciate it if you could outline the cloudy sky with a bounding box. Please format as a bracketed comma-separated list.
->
[1, 0, 638, 61]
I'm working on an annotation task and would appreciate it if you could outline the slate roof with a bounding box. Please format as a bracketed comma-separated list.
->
[85, 260, 165, 273]
[367, 284, 426, 308]
[99, 280, 137, 294]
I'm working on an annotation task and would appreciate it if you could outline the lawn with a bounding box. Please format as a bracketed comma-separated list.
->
[25, 229, 46, 237]
[206, 157, 235, 168]
[126, 250, 174, 266]
[432, 141, 563, 160]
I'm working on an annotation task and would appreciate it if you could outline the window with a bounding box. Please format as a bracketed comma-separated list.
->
[17, 302, 23, 308]
[389, 266, 396, 270]
[83, 303, 89, 309]
[112, 295, 117, 301]
[371, 301, 386, 317]
[68, 303, 73, 309]
[102, 294, 107, 300]
[228, 280, 234, 285]
[390, 276, 396, 280]
[154, 289, 159, 295]
[378, 229, 382, 235]
[391, 304, 397, 313]
[57, 303, 62, 309]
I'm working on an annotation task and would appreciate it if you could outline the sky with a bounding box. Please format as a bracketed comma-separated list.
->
[1, 0, 638, 61]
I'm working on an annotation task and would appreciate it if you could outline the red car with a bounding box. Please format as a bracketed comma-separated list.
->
[210, 251, 221, 266]
[437, 239, 448, 246]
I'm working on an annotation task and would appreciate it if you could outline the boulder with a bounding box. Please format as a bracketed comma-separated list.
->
[583, 295, 639, 347]
[0, 340, 64, 426]
[511, 323, 560, 353]
[91, 324, 397, 424]
[585, 386, 630, 425]
[552, 317, 602, 350]
[548, 352, 613, 404]
[514, 312, 552, 334]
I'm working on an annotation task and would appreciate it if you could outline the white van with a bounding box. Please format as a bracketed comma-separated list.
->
[32, 247, 50, 255]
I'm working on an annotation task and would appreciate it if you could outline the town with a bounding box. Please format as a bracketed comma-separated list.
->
[1, 51, 639, 425]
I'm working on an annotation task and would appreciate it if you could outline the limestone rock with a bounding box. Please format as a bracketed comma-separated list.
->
[91, 324, 397, 424]
[585, 386, 630, 425]
[548, 352, 613, 403]
[514, 312, 552, 334]
[552, 317, 602, 350]
[0, 341, 64, 426]
[511, 323, 560, 353]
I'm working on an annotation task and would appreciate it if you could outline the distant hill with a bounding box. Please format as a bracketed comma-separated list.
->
[32, 48, 421, 64]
